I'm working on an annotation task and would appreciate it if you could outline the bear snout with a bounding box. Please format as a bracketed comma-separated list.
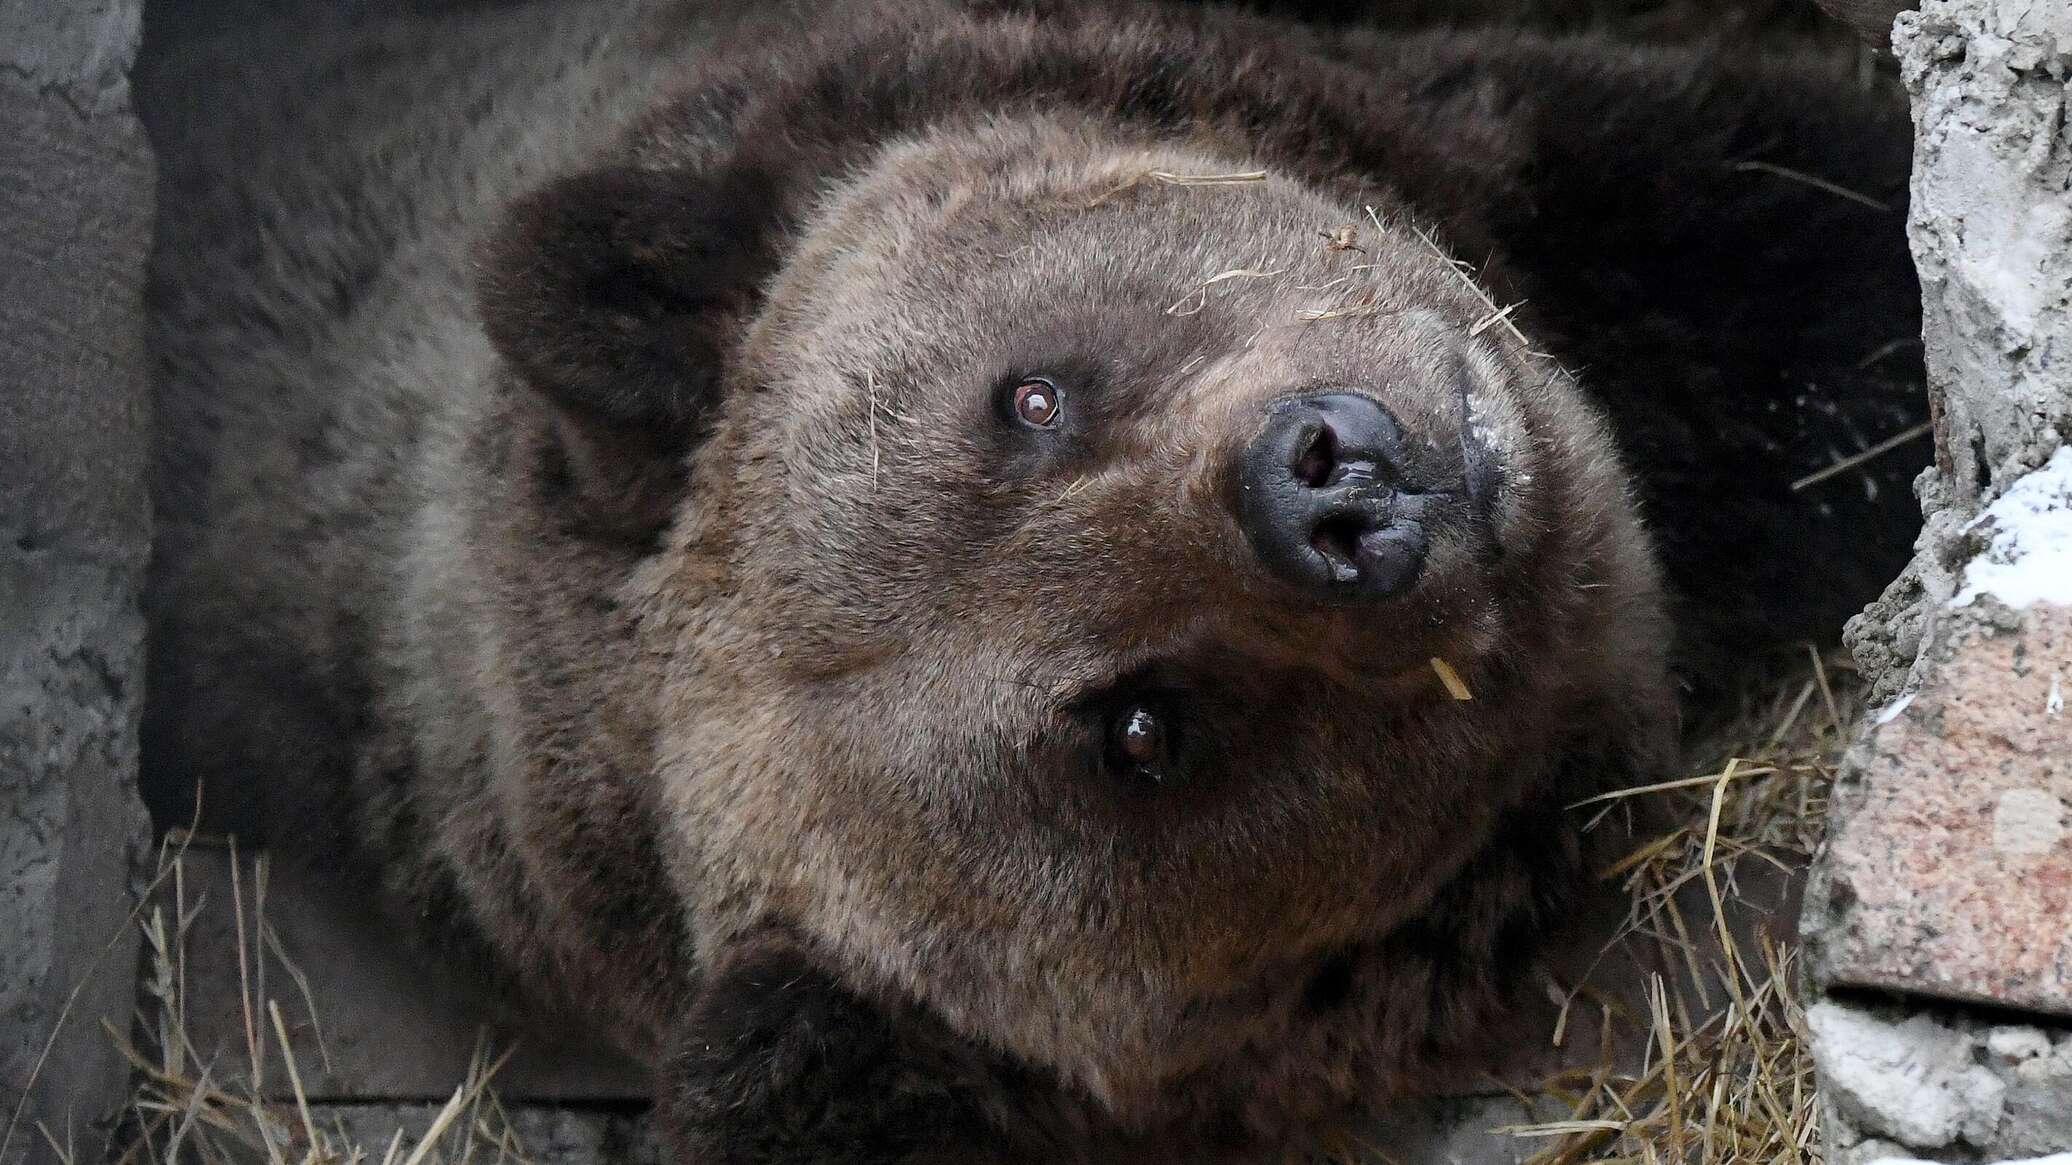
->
[1232, 391, 1478, 601]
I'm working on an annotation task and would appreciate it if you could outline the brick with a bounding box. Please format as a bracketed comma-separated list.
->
[1808, 604, 2072, 1018]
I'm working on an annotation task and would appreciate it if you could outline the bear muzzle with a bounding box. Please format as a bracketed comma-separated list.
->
[1233, 390, 1489, 602]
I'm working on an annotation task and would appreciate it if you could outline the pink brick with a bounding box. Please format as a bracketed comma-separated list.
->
[1811, 604, 2072, 1017]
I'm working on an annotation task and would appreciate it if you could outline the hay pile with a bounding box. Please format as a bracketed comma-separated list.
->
[1496, 647, 1860, 1165]
[101, 836, 530, 1165]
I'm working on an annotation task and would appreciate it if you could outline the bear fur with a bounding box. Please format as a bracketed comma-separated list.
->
[140, 0, 1924, 1159]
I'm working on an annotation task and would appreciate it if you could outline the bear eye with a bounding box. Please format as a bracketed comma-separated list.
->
[1109, 703, 1168, 780]
[1011, 377, 1063, 428]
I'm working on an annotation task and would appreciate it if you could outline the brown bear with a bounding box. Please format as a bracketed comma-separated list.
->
[139, 0, 1925, 1159]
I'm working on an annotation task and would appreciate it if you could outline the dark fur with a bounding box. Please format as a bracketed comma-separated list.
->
[143, 1, 1923, 1159]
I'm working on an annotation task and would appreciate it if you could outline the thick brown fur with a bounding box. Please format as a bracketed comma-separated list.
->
[141, 0, 1923, 1159]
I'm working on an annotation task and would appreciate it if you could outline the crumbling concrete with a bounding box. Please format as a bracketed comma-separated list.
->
[0, 2, 156, 1163]
[1810, 1001, 2072, 1165]
[1843, 0, 2072, 706]
[1809, 0, 2072, 1159]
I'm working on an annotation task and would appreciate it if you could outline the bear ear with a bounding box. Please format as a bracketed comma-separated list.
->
[478, 161, 777, 434]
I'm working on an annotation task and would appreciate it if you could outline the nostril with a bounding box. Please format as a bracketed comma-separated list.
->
[1237, 391, 1434, 601]
[1293, 423, 1337, 489]
[1308, 505, 1429, 597]
[1309, 513, 1367, 582]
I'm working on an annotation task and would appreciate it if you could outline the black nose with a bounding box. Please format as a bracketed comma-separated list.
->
[1235, 392, 1436, 600]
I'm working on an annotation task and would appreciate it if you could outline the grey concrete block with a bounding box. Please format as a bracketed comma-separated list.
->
[1811, 0, 2072, 1155]
[0, 0, 141, 114]
[1, 3, 155, 1163]
[1897, 0, 2072, 505]
[1, 558, 151, 1165]
[0, 90, 153, 568]
[1811, 1000, 2072, 1164]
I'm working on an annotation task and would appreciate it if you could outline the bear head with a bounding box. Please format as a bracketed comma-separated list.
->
[475, 101, 1671, 1120]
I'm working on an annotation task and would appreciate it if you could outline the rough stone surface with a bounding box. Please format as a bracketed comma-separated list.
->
[0, 2, 155, 1164]
[1805, 605, 2071, 1017]
[1809, 0, 2071, 1158]
[1900, 0, 2072, 501]
[0, 86, 152, 568]
[0, 0, 141, 115]
[1808, 1003, 2008, 1152]
[1845, 0, 2072, 707]
[1811, 1000, 2072, 1164]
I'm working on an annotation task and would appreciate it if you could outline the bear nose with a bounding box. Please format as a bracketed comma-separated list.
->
[1234, 392, 1436, 601]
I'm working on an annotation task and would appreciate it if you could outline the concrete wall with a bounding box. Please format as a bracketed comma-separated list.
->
[1845, 0, 2072, 701]
[0, 2, 156, 1163]
[1808, 0, 2072, 1160]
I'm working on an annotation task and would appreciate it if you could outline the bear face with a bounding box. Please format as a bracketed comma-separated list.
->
[146, 0, 1920, 1156]
[487, 112, 1672, 1115]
